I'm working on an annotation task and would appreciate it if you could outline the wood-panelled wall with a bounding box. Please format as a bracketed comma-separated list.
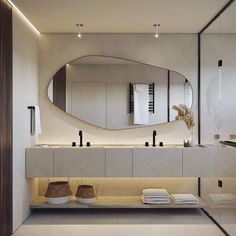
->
[53, 66, 66, 111]
[0, 0, 13, 236]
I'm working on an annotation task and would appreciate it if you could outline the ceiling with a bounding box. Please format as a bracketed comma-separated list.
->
[205, 1, 236, 33]
[11, 0, 231, 33]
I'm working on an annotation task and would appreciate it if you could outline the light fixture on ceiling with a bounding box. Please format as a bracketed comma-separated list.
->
[153, 24, 160, 38]
[76, 24, 84, 38]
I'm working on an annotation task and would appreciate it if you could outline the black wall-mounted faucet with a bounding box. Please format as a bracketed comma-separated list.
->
[152, 130, 157, 147]
[79, 130, 83, 147]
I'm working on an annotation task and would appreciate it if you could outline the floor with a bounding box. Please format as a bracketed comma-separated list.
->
[13, 209, 225, 236]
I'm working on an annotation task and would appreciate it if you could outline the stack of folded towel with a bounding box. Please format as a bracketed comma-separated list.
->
[141, 189, 171, 204]
[170, 194, 199, 205]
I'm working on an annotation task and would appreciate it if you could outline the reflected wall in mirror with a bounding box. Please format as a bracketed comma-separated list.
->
[48, 56, 193, 129]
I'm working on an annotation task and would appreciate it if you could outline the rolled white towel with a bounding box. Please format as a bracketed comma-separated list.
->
[170, 194, 199, 205]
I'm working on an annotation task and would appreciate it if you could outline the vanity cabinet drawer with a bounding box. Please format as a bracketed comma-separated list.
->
[106, 148, 133, 177]
[133, 148, 182, 177]
[53, 148, 106, 177]
[26, 148, 54, 177]
[183, 148, 216, 177]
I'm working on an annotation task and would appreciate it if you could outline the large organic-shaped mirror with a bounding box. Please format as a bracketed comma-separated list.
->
[48, 56, 193, 129]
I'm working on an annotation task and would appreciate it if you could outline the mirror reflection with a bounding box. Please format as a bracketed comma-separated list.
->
[48, 56, 193, 129]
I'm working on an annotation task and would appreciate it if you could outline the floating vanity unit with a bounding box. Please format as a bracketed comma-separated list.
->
[26, 146, 183, 178]
[26, 145, 236, 210]
[26, 145, 236, 178]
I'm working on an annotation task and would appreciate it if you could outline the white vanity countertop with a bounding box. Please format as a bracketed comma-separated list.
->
[31, 144, 207, 149]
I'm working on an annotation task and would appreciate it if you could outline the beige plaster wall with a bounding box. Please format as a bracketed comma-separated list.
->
[13, 9, 39, 232]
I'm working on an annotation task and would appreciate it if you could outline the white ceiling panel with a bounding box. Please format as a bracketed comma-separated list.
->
[11, 0, 230, 33]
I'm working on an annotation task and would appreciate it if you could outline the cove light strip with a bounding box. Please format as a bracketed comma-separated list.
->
[8, 0, 40, 35]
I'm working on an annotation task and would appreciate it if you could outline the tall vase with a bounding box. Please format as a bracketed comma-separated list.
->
[189, 128, 195, 147]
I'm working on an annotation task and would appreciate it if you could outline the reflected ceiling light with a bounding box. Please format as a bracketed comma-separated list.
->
[153, 24, 160, 38]
[76, 24, 83, 38]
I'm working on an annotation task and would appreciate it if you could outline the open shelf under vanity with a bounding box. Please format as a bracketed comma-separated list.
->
[30, 196, 207, 209]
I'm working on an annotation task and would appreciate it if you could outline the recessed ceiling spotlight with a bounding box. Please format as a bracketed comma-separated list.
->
[153, 24, 160, 38]
[76, 24, 84, 38]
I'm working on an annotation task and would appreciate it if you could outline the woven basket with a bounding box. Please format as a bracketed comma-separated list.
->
[75, 185, 96, 198]
[45, 181, 72, 198]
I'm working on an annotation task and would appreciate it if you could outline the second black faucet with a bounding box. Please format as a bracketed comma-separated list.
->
[152, 130, 157, 147]
[79, 130, 83, 147]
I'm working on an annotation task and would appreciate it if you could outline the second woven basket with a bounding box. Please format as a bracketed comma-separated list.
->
[75, 184, 96, 204]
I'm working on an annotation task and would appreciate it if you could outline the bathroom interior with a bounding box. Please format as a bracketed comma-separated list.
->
[1, 0, 236, 235]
